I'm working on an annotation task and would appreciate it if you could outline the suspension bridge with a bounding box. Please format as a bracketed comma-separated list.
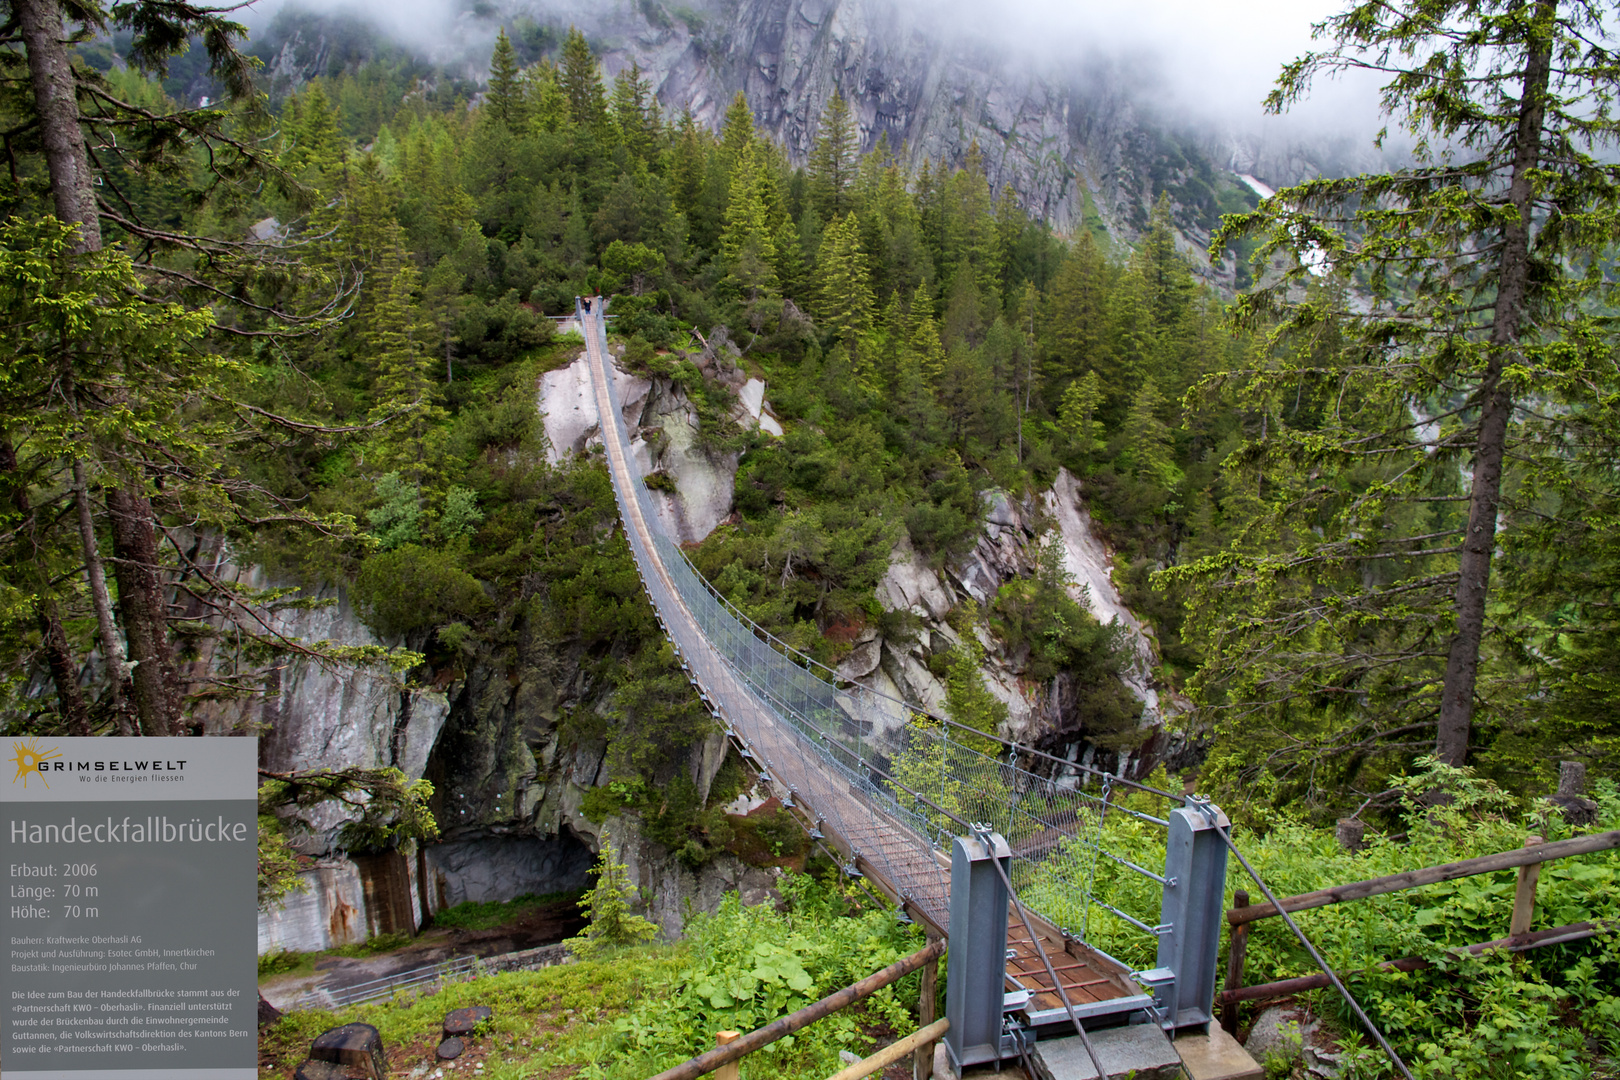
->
[577, 300, 1241, 1076]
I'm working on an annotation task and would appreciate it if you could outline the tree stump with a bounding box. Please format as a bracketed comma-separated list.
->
[309, 1023, 388, 1079]
[1551, 761, 1598, 827]
[1335, 818, 1366, 853]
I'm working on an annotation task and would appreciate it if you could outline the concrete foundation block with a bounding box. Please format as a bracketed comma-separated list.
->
[1175, 1027, 1265, 1080]
[1028, 1023, 1181, 1080]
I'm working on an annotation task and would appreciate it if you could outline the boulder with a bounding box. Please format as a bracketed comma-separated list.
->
[436, 1037, 464, 1061]
[835, 637, 883, 682]
[443, 1006, 493, 1037]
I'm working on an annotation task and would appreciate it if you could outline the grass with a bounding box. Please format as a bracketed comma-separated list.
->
[258, 932, 414, 981]
[431, 890, 583, 932]
[260, 945, 690, 1079]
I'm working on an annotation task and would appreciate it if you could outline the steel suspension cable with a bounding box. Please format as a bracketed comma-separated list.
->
[974, 825, 1109, 1080]
[1209, 818, 1416, 1080]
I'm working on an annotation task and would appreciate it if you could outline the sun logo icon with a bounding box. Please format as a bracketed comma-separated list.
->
[9, 738, 61, 788]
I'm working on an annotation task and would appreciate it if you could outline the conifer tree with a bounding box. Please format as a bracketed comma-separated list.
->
[719, 91, 756, 175]
[611, 60, 658, 163]
[945, 606, 1008, 748]
[1057, 370, 1106, 455]
[771, 215, 809, 301]
[559, 27, 608, 131]
[808, 91, 859, 219]
[814, 212, 874, 347]
[1178, 0, 1620, 785]
[1119, 380, 1174, 488]
[1041, 232, 1107, 392]
[365, 229, 448, 482]
[943, 143, 1002, 311]
[530, 61, 571, 133]
[485, 29, 529, 132]
[907, 282, 946, 384]
[570, 837, 659, 958]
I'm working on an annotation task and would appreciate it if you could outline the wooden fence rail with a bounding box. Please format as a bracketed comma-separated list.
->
[1226, 830, 1620, 926]
[645, 939, 945, 1080]
[1220, 918, 1616, 1006]
[1221, 828, 1619, 1028]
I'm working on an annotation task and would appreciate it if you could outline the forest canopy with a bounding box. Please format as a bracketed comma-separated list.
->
[0, 8, 1614, 829]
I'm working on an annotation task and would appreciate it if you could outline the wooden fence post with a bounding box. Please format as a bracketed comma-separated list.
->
[1510, 835, 1544, 937]
[1220, 889, 1249, 1035]
[715, 1031, 740, 1080]
[914, 934, 941, 1080]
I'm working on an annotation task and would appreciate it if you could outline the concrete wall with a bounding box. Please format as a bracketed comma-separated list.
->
[258, 860, 369, 955]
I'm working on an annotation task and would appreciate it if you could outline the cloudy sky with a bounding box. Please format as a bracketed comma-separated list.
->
[240, 0, 1379, 131]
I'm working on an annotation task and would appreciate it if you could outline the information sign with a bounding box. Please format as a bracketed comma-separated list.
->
[3, 736, 258, 1080]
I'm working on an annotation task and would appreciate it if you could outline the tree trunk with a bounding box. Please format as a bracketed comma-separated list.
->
[72, 458, 137, 735]
[17, 2, 181, 737]
[107, 486, 182, 736]
[1, 436, 90, 734]
[1436, 3, 1554, 767]
[15, 0, 101, 251]
[36, 598, 91, 735]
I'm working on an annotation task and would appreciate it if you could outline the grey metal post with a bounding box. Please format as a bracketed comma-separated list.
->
[1146, 801, 1229, 1030]
[944, 831, 1010, 1074]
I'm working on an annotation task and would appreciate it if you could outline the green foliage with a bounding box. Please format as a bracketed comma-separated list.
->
[355, 544, 489, 638]
[570, 838, 660, 958]
[437, 486, 485, 541]
[1030, 763, 1620, 1080]
[607, 874, 921, 1075]
[366, 471, 424, 550]
[943, 605, 1007, 743]
[257, 768, 438, 906]
[990, 536, 1139, 742]
[258, 871, 914, 1080]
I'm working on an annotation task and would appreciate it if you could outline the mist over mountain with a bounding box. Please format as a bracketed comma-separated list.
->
[240, 0, 1392, 269]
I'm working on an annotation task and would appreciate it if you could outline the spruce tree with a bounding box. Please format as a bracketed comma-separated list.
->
[807, 91, 858, 219]
[907, 282, 946, 384]
[559, 27, 608, 131]
[1058, 371, 1106, 455]
[570, 837, 659, 958]
[813, 212, 874, 348]
[1176, 0, 1620, 790]
[486, 29, 529, 132]
[365, 229, 448, 482]
[611, 60, 658, 163]
[719, 90, 756, 175]
[1041, 232, 1108, 393]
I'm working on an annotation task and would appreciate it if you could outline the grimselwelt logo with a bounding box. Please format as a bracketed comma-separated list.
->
[9, 737, 61, 788]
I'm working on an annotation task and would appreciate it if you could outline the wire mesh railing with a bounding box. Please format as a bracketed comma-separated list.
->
[582, 302, 1171, 945]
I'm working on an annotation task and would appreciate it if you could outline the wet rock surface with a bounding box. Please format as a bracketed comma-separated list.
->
[443, 1006, 493, 1037]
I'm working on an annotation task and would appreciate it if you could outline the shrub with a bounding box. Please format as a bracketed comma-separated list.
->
[355, 544, 489, 637]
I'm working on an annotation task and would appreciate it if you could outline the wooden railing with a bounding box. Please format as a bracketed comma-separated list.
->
[1220, 828, 1619, 1029]
[646, 939, 946, 1080]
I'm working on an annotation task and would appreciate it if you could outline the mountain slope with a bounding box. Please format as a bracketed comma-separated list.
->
[248, 0, 1385, 271]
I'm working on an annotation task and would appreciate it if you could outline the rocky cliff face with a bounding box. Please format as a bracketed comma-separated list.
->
[859, 467, 1175, 778]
